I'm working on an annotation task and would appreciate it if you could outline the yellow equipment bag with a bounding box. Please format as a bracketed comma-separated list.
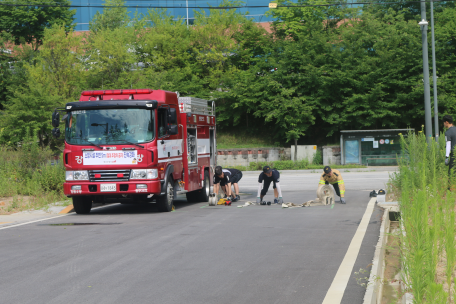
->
[217, 198, 226, 205]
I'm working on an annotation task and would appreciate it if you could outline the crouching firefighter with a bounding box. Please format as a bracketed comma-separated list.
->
[319, 166, 346, 204]
[256, 166, 283, 205]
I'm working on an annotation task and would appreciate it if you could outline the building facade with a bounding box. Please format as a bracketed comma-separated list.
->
[72, 0, 275, 31]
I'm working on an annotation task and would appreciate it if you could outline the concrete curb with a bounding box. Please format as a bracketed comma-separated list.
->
[363, 207, 390, 304]
[364, 202, 410, 304]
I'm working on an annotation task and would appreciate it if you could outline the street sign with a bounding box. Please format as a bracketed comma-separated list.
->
[269, 3, 277, 8]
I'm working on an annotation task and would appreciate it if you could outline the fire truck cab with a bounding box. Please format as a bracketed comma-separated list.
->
[51, 89, 216, 214]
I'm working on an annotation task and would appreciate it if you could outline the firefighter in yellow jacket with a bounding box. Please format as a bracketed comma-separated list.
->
[319, 166, 346, 204]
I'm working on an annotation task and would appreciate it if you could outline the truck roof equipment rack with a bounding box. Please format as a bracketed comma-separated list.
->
[178, 97, 213, 115]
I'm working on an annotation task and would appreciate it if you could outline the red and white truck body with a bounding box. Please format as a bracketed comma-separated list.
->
[52, 89, 216, 214]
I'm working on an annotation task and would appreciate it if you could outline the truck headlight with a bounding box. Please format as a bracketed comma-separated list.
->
[66, 171, 89, 181]
[131, 169, 158, 179]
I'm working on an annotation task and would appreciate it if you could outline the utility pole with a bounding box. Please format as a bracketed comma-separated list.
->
[419, 2, 433, 141]
[430, 0, 439, 140]
[186, 0, 189, 28]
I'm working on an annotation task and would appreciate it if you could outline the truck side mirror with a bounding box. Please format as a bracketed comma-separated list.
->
[168, 125, 178, 135]
[52, 111, 60, 128]
[52, 128, 61, 138]
[168, 108, 177, 124]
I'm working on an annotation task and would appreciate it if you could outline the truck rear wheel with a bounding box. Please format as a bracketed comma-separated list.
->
[72, 196, 93, 214]
[157, 175, 174, 212]
[186, 171, 210, 203]
[197, 171, 210, 202]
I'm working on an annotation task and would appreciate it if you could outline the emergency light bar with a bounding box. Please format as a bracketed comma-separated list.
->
[65, 100, 158, 110]
[81, 89, 153, 96]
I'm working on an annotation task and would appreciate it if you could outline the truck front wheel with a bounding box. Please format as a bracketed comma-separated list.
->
[157, 175, 174, 212]
[72, 196, 93, 214]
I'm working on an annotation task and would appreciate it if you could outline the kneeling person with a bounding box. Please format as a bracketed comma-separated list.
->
[256, 166, 283, 205]
[319, 166, 346, 204]
[213, 166, 242, 202]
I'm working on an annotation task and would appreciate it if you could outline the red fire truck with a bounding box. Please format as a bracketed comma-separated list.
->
[51, 89, 216, 214]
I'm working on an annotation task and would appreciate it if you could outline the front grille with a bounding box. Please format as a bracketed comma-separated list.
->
[89, 170, 131, 182]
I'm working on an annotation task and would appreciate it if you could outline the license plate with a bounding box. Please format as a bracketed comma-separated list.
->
[100, 184, 116, 192]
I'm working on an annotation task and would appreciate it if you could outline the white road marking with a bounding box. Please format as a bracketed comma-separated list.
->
[0, 204, 120, 230]
[321, 197, 376, 304]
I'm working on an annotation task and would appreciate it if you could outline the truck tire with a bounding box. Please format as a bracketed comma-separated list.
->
[157, 175, 174, 212]
[197, 171, 210, 202]
[72, 196, 93, 214]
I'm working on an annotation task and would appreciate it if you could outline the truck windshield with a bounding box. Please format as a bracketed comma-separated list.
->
[65, 108, 154, 145]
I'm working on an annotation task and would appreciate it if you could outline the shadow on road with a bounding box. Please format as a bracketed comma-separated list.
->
[88, 196, 202, 215]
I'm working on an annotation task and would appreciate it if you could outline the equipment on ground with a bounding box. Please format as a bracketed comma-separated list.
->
[316, 184, 336, 205]
[209, 193, 217, 206]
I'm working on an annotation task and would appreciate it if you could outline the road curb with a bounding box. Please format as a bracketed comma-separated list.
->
[363, 207, 390, 304]
[59, 204, 74, 214]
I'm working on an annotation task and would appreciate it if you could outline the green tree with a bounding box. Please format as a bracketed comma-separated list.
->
[84, 27, 136, 89]
[433, 6, 456, 119]
[0, 82, 63, 146]
[214, 20, 273, 131]
[0, 0, 75, 51]
[188, 1, 248, 98]
[89, 0, 130, 32]
[0, 33, 31, 110]
[130, 9, 197, 94]
[265, 0, 352, 40]
[315, 10, 424, 133]
[0, 25, 85, 146]
[26, 25, 86, 99]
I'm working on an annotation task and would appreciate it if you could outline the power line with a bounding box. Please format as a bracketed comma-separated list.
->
[0, 0, 451, 9]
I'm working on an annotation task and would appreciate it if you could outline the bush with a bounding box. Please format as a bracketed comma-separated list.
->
[33, 156, 65, 193]
[0, 136, 66, 213]
[312, 149, 323, 165]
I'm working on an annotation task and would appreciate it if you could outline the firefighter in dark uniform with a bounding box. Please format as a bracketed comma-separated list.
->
[319, 166, 346, 204]
[444, 115, 456, 186]
[213, 166, 242, 202]
[256, 166, 283, 205]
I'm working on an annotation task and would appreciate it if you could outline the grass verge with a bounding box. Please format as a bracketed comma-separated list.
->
[388, 131, 456, 303]
[0, 142, 68, 215]
[217, 132, 278, 149]
[228, 160, 366, 171]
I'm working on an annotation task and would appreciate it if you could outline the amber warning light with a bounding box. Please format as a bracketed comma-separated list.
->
[81, 89, 153, 96]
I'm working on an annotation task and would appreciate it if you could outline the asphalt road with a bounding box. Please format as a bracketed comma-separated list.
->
[0, 169, 395, 304]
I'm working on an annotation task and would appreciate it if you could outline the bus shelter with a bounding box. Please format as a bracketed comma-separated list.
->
[340, 129, 414, 166]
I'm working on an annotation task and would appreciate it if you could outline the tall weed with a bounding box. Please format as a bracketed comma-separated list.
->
[0, 135, 66, 212]
[392, 131, 456, 303]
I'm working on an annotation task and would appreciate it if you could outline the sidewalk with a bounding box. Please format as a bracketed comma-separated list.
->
[0, 202, 114, 229]
[0, 204, 72, 229]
